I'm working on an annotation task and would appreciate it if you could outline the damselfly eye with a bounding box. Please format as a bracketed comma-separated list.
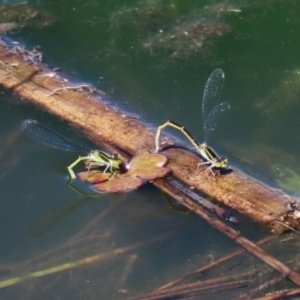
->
[219, 157, 228, 167]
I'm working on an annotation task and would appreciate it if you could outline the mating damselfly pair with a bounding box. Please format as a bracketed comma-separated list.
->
[21, 69, 235, 222]
[22, 68, 230, 182]
[154, 68, 230, 178]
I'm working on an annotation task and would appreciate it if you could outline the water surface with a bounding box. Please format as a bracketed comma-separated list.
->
[0, 0, 300, 299]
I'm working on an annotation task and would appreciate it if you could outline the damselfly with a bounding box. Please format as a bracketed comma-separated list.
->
[21, 119, 122, 179]
[154, 68, 230, 177]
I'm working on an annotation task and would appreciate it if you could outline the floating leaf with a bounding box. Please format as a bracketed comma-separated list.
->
[126, 150, 170, 180]
[77, 170, 112, 184]
[77, 150, 171, 193]
[94, 175, 143, 193]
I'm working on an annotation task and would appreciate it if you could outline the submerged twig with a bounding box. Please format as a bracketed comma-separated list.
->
[156, 236, 276, 291]
[236, 253, 300, 300]
[167, 177, 238, 223]
[252, 288, 300, 300]
[67, 197, 125, 243]
[0, 234, 169, 289]
[117, 254, 138, 289]
[17, 198, 124, 272]
[154, 178, 300, 286]
[129, 272, 254, 300]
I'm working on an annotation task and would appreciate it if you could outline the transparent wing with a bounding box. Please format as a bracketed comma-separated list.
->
[202, 68, 225, 130]
[203, 101, 230, 143]
[21, 119, 90, 153]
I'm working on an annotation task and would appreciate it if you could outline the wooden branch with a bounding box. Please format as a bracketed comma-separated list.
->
[253, 288, 300, 300]
[156, 236, 276, 291]
[0, 39, 298, 235]
[156, 179, 300, 286]
[128, 273, 254, 300]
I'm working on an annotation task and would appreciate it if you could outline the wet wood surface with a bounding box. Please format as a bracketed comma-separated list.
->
[0, 40, 298, 234]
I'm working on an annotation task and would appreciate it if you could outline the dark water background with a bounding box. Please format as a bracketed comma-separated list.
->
[0, 0, 300, 299]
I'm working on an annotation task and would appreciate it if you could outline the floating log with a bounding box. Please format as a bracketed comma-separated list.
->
[0, 39, 298, 234]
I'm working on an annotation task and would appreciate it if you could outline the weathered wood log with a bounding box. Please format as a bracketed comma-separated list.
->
[0, 39, 298, 234]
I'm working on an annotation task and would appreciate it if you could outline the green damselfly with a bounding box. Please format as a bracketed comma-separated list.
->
[21, 119, 123, 179]
[155, 68, 230, 177]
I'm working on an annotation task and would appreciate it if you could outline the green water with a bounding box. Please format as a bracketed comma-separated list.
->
[0, 0, 300, 299]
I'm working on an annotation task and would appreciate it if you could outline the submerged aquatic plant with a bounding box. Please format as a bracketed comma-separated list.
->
[109, 0, 177, 33]
[108, 0, 232, 63]
[142, 18, 231, 61]
[0, 2, 54, 32]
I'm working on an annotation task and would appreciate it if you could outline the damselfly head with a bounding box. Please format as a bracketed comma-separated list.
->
[111, 154, 124, 171]
[215, 156, 228, 168]
[112, 153, 119, 161]
[93, 150, 102, 157]
[201, 143, 208, 149]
